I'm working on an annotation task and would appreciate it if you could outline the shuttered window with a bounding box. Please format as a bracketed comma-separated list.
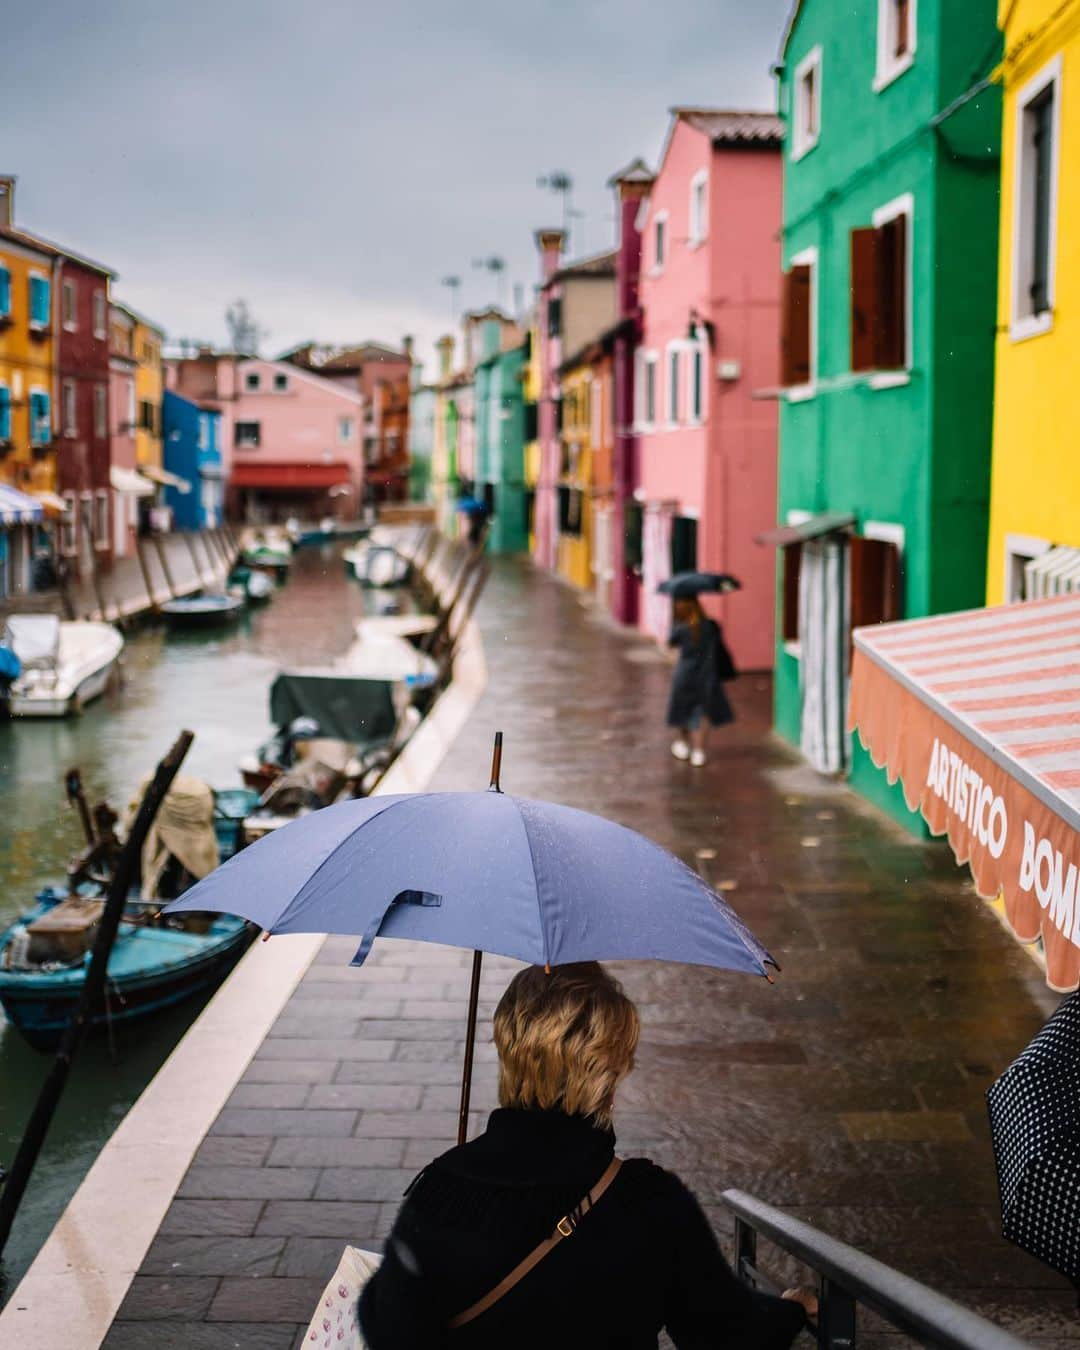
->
[850, 210, 907, 372]
[29, 274, 50, 329]
[0, 385, 11, 441]
[0, 267, 10, 318]
[781, 264, 812, 387]
[782, 543, 802, 643]
[29, 390, 50, 445]
[849, 535, 901, 633]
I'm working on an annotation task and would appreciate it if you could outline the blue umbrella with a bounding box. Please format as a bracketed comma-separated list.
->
[456, 496, 487, 515]
[166, 734, 774, 1141]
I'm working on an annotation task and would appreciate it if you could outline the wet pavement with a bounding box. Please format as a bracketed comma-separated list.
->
[102, 556, 1078, 1348]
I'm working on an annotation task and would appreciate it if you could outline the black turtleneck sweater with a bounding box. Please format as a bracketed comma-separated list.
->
[358, 1108, 806, 1348]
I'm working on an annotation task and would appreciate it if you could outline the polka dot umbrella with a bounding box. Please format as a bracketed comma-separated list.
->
[987, 991, 1080, 1286]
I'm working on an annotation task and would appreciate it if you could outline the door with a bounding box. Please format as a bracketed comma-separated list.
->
[797, 535, 850, 774]
[592, 502, 613, 614]
[642, 503, 674, 642]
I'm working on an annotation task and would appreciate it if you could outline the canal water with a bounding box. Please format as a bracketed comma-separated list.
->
[0, 542, 381, 1301]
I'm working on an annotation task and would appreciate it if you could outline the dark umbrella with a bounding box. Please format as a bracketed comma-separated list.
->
[457, 496, 487, 515]
[658, 571, 742, 599]
[987, 991, 1080, 1284]
[166, 734, 775, 1143]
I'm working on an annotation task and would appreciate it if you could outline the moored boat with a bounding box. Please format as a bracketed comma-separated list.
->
[161, 593, 246, 627]
[0, 615, 124, 718]
[239, 526, 293, 582]
[228, 565, 275, 603]
[343, 541, 409, 587]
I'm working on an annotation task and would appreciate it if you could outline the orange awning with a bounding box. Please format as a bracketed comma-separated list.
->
[849, 593, 1080, 992]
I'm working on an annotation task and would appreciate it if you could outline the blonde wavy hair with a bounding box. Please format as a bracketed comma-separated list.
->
[493, 962, 640, 1127]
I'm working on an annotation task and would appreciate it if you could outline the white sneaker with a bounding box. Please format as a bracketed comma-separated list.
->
[671, 739, 690, 761]
[690, 749, 707, 767]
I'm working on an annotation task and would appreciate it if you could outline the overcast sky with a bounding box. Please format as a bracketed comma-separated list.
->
[3, 0, 789, 374]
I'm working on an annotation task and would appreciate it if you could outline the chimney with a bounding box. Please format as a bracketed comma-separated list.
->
[0, 176, 15, 230]
[608, 159, 654, 322]
[436, 334, 454, 379]
[534, 228, 566, 285]
[402, 335, 414, 362]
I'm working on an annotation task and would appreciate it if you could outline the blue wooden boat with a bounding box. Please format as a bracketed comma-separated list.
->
[161, 593, 245, 627]
[0, 785, 260, 1051]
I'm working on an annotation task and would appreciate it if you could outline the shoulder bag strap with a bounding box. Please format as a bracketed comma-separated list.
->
[447, 1157, 623, 1331]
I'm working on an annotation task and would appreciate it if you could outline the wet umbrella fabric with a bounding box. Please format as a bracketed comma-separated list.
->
[457, 497, 487, 515]
[987, 991, 1080, 1282]
[164, 790, 774, 977]
[658, 571, 741, 599]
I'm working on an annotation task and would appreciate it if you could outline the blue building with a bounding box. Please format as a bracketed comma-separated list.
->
[163, 389, 224, 530]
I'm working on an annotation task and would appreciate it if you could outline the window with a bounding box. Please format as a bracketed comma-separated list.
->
[62, 279, 77, 330]
[126, 380, 136, 430]
[654, 212, 668, 270]
[635, 351, 658, 429]
[138, 400, 158, 433]
[273, 372, 288, 392]
[0, 384, 10, 441]
[547, 295, 562, 338]
[235, 421, 261, 448]
[28, 273, 50, 330]
[671, 515, 698, 573]
[62, 379, 77, 437]
[690, 342, 705, 423]
[792, 46, 822, 160]
[781, 247, 817, 395]
[523, 401, 538, 441]
[60, 492, 77, 556]
[1011, 56, 1061, 341]
[338, 416, 355, 444]
[850, 194, 912, 375]
[689, 173, 708, 246]
[624, 499, 644, 574]
[94, 384, 107, 438]
[29, 389, 50, 445]
[850, 532, 902, 634]
[667, 346, 682, 425]
[0, 266, 10, 318]
[94, 490, 109, 551]
[197, 415, 208, 451]
[591, 374, 603, 448]
[875, 0, 915, 90]
[558, 486, 583, 538]
[92, 289, 107, 339]
[245, 371, 261, 391]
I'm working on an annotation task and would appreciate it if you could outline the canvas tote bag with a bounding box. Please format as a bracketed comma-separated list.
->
[303, 1246, 380, 1348]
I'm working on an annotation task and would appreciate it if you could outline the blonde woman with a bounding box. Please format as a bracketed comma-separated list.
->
[359, 962, 814, 1347]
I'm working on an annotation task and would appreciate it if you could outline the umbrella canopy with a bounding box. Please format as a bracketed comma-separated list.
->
[456, 497, 487, 515]
[658, 571, 742, 599]
[165, 789, 774, 976]
[987, 991, 1080, 1282]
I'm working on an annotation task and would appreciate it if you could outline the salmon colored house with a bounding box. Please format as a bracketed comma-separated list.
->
[634, 110, 783, 670]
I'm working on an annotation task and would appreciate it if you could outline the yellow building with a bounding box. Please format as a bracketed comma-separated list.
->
[986, 0, 1080, 602]
[556, 359, 593, 590]
[114, 302, 164, 472]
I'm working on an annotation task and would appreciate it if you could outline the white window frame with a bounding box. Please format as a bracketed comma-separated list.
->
[870, 192, 914, 385]
[1010, 54, 1062, 343]
[60, 491, 78, 556]
[688, 172, 708, 247]
[688, 334, 708, 425]
[61, 278, 77, 332]
[786, 245, 819, 402]
[93, 383, 107, 438]
[666, 342, 684, 426]
[62, 378, 77, 437]
[92, 288, 107, 339]
[874, 0, 917, 92]
[652, 210, 668, 273]
[635, 350, 659, 431]
[792, 46, 822, 161]
[93, 489, 109, 551]
[1005, 532, 1053, 602]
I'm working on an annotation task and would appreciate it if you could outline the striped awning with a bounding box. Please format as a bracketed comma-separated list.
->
[0, 484, 43, 526]
[1026, 546, 1080, 598]
[849, 593, 1080, 992]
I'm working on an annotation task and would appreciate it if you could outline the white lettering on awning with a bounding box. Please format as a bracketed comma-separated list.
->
[1020, 821, 1080, 946]
[926, 737, 1007, 860]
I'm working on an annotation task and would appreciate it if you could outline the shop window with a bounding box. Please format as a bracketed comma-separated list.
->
[850, 197, 910, 373]
[235, 421, 261, 448]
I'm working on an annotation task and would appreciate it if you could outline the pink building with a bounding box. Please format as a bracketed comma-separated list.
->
[108, 302, 141, 557]
[168, 351, 364, 522]
[634, 109, 782, 671]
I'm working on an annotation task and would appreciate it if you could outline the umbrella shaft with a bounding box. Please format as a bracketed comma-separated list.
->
[457, 949, 484, 1147]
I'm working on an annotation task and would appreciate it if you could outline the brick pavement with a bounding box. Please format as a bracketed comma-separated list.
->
[103, 558, 1079, 1348]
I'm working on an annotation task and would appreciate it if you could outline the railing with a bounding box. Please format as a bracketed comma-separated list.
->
[723, 1189, 1030, 1350]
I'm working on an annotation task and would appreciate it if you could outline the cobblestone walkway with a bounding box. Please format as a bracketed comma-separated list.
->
[103, 558, 1077, 1348]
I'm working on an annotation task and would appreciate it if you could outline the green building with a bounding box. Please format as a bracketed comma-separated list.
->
[474, 328, 529, 554]
[407, 363, 436, 504]
[768, 0, 1001, 828]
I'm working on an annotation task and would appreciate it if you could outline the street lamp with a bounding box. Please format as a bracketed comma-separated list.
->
[441, 275, 462, 321]
[471, 256, 507, 307]
[537, 170, 575, 241]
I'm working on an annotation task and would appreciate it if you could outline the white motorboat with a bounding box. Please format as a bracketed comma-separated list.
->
[1, 615, 124, 717]
[354, 612, 439, 642]
[343, 542, 409, 588]
[337, 634, 438, 684]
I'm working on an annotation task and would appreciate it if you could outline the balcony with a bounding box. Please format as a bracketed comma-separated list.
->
[28, 322, 51, 340]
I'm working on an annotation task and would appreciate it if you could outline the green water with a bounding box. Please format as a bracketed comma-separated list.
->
[0, 542, 378, 1300]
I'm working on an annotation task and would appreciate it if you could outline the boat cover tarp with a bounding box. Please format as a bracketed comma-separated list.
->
[3, 615, 60, 670]
[130, 775, 221, 900]
[270, 671, 396, 747]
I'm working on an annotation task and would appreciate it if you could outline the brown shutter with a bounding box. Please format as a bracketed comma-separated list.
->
[875, 214, 907, 370]
[850, 227, 880, 372]
[782, 541, 802, 642]
[895, 0, 910, 56]
[781, 265, 812, 387]
[850, 536, 902, 634]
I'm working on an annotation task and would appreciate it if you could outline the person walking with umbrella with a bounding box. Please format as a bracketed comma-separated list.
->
[661, 573, 740, 768]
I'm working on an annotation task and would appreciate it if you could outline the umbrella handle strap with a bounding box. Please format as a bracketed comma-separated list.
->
[349, 889, 442, 967]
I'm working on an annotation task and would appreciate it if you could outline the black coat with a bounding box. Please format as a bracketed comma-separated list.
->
[359, 1108, 805, 1349]
[666, 618, 735, 728]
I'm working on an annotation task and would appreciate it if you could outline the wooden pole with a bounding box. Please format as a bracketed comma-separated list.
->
[0, 730, 195, 1257]
[455, 730, 503, 1147]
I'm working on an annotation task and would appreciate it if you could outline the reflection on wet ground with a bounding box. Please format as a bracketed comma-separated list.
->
[0, 541, 377, 1298]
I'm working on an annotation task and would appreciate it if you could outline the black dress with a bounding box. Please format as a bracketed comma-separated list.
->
[359, 1108, 805, 1349]
[666, 618, 734, 729]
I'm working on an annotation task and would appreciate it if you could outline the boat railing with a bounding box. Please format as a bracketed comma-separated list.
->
[722, 1189, 1030, 1349]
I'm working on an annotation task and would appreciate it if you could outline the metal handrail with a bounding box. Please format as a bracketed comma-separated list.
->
[722, 1189, 1031, 1349]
